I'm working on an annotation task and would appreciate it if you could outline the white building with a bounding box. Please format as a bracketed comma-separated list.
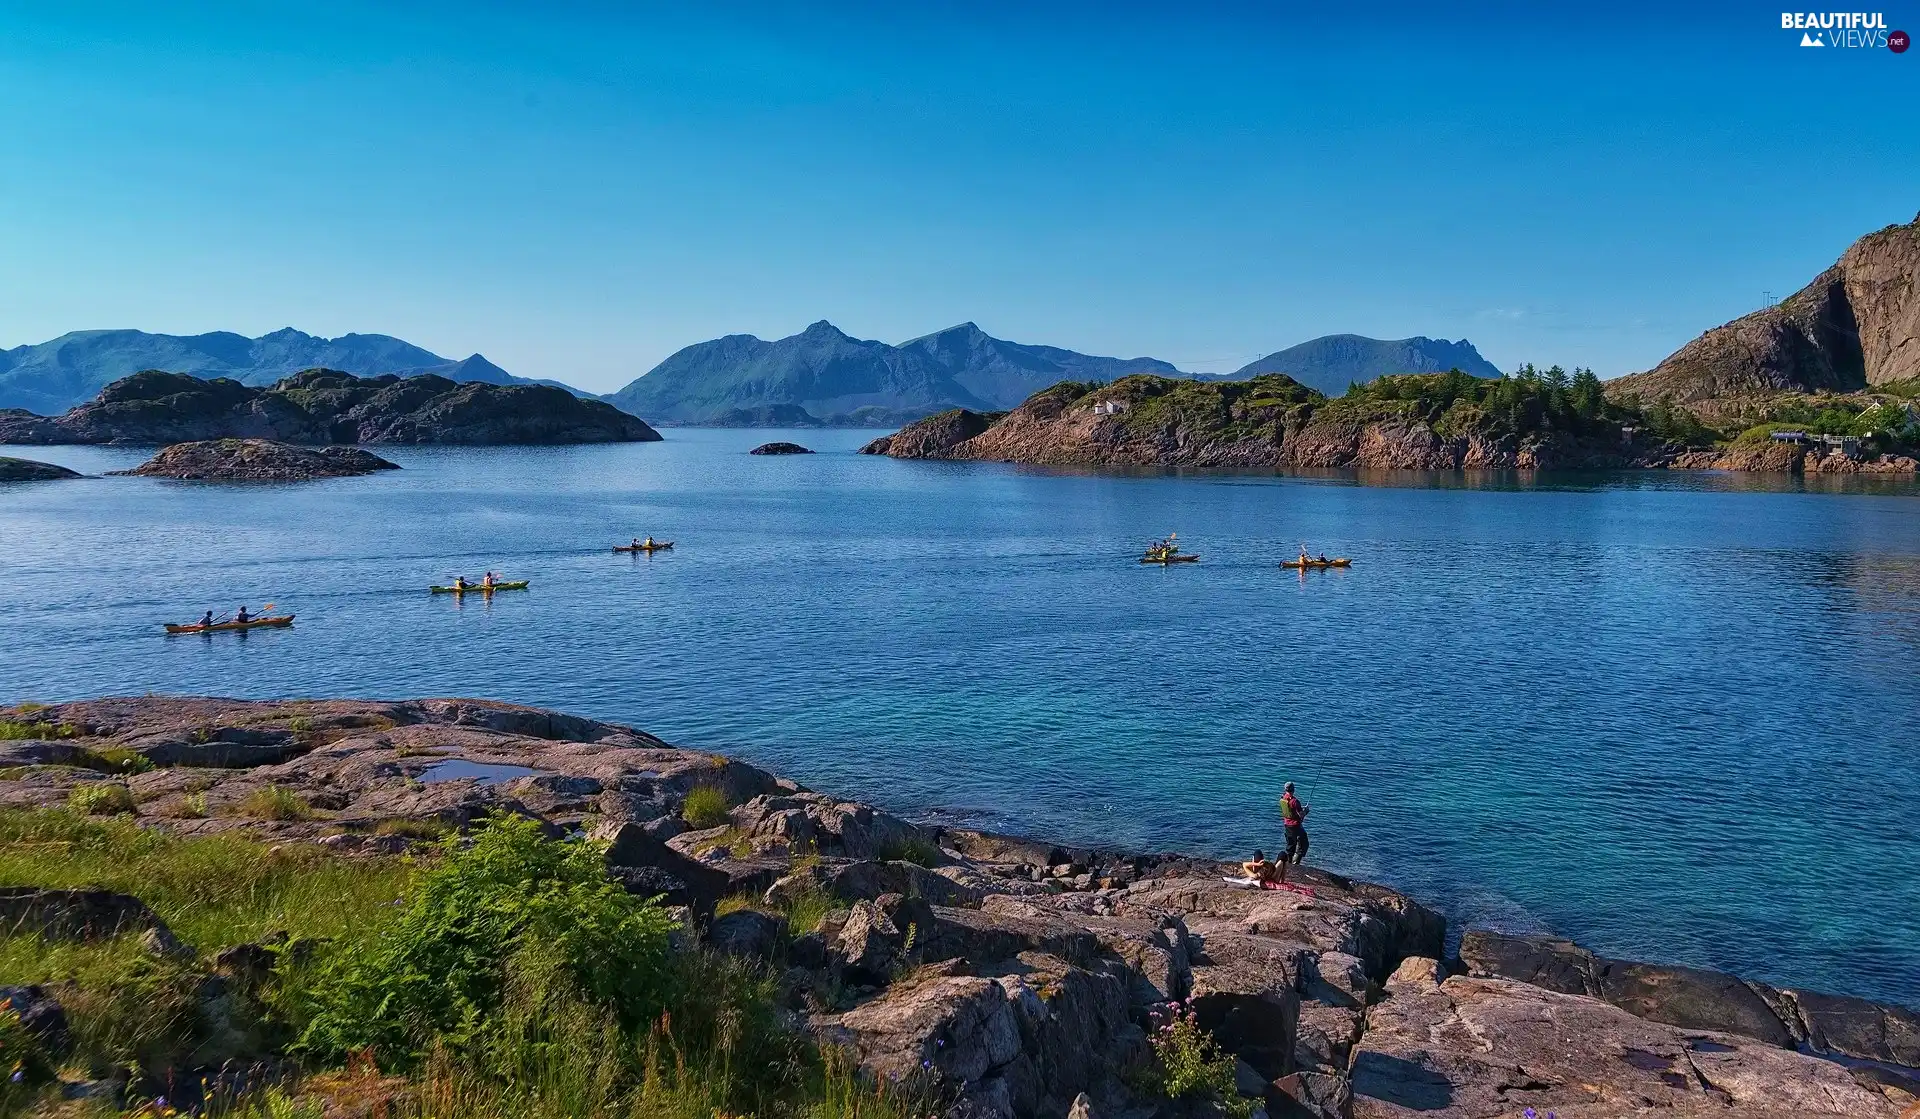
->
[1090, 399, 1130, 416]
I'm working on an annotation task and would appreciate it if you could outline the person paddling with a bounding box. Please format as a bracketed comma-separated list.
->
[199, 610, 215, 629]
[235, 605, 251, 624]
[1278, 781, 1310, 881]
[482, 570, 497, 590]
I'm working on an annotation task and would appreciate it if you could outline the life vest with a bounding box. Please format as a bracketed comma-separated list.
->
[1281, 794, 1307, 825]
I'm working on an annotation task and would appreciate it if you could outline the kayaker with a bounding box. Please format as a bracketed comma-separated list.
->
[199, 610, 214, 629]
[1278, 781, 1310, 880]
[235, 606, 251, 624]
[454, 576, 469, 592]
[482, 571, 496, 589]
[631, 537, 642, 549]
[1299, 544, 1311, 565]
[644, 535, 655, 548]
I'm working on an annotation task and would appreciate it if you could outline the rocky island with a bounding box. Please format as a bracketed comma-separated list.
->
[0, 368, 661, 446]
[0, 455, 81, 481]
[862, 214, 1920, 476]
[750, 441, 814, 455]
[0, 695, 1911, 1118]
[110, 439, 401, 481]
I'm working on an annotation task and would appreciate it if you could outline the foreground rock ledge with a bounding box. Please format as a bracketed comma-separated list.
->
[111, 438, 400, 481]
[0, 695, 1913, 1119]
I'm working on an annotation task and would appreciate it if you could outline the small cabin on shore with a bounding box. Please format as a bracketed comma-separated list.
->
[1089, 399, 1130, 416]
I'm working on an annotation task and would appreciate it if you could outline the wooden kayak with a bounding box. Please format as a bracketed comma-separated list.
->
[1140, 553, 1200, 564]
[165, 615, 294, 634]
[430, 581, 529, 594]
[612, 542, 674, 553]
[1281, 558, 1351, 569]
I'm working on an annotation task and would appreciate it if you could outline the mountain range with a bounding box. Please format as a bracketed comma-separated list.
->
[603, 321, 1184, 425]
[1232, 334, 1501, 395]
[607, 322, 1505, 425]
[0, 328, 576, 414]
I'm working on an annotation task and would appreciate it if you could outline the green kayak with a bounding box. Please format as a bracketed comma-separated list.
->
[430, 581, 529, 594]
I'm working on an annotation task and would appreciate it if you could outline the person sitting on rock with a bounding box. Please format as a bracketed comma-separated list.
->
[235, 605, 251, 624]
[1241, 850, 1279, 887]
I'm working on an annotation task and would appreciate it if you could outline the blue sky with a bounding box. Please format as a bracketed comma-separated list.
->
[2, 1, 1914, 391]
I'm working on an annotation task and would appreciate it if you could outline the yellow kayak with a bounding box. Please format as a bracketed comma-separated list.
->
[430, 581, 529, 594]
[165, 615, 294, 634]
[613, 541, 673, 553]
[1281, 558, 1351, 569]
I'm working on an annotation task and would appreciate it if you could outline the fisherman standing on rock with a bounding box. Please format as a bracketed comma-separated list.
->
[1278, 781, 1310, 883]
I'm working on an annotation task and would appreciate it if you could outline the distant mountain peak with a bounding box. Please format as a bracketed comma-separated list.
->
[1233, 334, 1501, 395]
[0, 327, 592, 414]
[607, 321, 1188, 425]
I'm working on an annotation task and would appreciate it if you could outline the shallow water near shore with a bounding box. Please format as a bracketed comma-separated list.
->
[5, 430, 1920, 1009]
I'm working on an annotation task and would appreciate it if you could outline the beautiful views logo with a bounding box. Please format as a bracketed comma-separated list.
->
[1781, 11, 1906, 48]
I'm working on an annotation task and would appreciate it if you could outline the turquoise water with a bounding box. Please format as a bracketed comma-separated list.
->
[5, 430, 1919, 1008]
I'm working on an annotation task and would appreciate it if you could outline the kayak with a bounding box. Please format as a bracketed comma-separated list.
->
[612, 542, 674, 553]
[1281, 558, 1351, 569]
[1140, 553, 1200, 564]
[430, 581, 529, 594]
[165, 615, 294, 634]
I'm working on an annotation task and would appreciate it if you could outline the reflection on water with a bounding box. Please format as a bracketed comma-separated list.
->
[3, 430, 1919, 1008]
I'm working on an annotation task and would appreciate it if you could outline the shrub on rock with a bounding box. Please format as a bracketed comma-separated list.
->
[298, 815, 678, 1068]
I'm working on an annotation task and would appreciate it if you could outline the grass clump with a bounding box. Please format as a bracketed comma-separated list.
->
[0, 807, 414, 949]
[172, 792, 210, 819]
[0, 720, 77, 742]
[679, 785, 732, 829]
[371, 818, 453, 840]
[67, 781, 135, 816]
[242, 785, 314, 821]
[77, 745, 153, 775]
[876, 835, 941, 868]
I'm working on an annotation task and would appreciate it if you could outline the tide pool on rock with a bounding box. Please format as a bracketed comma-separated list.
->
[3, 429, 1919, 1014]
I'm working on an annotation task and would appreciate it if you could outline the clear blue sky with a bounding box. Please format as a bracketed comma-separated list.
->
[2, 1, 1914, 391]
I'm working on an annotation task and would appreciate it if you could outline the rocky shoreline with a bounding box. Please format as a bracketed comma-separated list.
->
[1, 696, 1914, 1118]
[860, 386, 1919, 476]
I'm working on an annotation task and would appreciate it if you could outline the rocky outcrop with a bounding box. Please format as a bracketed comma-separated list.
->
[0, 456, 81, 481]
[112, 439, 400, 481]
[863, 376, 1658, 471]
[860, 407, 1003, 458]
[1353, 961, 1904, 1117]
[0, 369, 661, 446]
[1610, 212, 1920, 407]
[1459, 930, 1920, 1069]
[3, 695, 1915, 1119]
[749, 441, 814, 455]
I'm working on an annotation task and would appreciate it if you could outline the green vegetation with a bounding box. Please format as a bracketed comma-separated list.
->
[67, 782, 135, 816]
[0, 809, 924, 1119]
[241, 786, 313, 821]
[1726, 396, 1919, 452]
[1145, 1004, 1253, 1119]
[875, 835, 941, 868]
[76, 746, 153, 775]
[0, 719, 77, 741]
[679, 785, 733, 829]
[1330, 364, 1681, 444]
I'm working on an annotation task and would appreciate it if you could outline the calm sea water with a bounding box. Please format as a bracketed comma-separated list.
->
[5, 431, 1919, 1008]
